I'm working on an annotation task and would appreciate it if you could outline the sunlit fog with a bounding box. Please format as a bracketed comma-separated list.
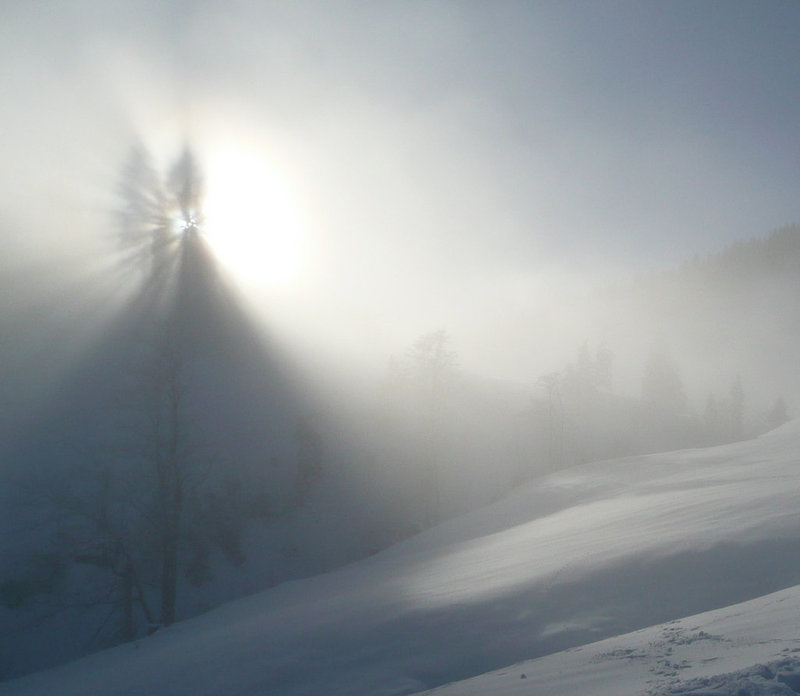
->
[1, 0, 799, 684]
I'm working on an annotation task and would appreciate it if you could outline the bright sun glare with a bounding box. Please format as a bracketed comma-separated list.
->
[202, 150, 303, 287]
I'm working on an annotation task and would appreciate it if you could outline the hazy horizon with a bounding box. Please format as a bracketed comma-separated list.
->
[3, 2, 799, 391]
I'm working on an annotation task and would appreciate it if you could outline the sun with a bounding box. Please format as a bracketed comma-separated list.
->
[202, 149, 303, 287]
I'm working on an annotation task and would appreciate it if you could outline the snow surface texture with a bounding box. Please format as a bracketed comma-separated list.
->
[3, 421, 800, 695]
[419, 588, 800, 695]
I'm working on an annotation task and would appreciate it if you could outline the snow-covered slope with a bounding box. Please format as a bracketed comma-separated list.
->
[419, 586, 800, 696]
[3, 421, 800, 696]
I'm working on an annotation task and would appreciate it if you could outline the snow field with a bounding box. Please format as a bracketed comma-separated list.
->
[2, 421, 800, 695]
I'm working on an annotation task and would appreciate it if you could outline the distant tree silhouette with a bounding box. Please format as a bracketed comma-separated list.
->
[703, 392, 722, 445]
[130, 329, 191, 628]
[383, 330, 459, 527]
[9, 145, 253, 639]
[116, 145, 252, 629]
[118, 143, 168, 272]
[538, 371, 567, 467]
[168, 147, 203, 235]
[407, 330, 458, 525]
[728, 375, 745, 441]
[117, 143, 206, 293]
[9, 317, 253, 639]
[641, 347, 687, 417]
[7, 451, 156, 642]
[637, 345, 698, 451]
[118, 145, 210, 629]
[765, 396, 789, 431]
[534, 342, 616, 468]
[294, 415, 323, 505]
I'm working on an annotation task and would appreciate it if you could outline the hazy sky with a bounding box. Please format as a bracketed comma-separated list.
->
[2, 0, 799, 382]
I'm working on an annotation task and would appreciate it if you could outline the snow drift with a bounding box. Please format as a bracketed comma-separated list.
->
[3, 421, 800, 695]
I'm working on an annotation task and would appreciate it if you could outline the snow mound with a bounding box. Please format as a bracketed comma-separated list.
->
[665, 659, 800, 696]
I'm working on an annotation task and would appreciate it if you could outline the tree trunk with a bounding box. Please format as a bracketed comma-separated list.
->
[160, 496, 181, 627]
[160, 535, 177, 626]
[121, 559, 135, 641]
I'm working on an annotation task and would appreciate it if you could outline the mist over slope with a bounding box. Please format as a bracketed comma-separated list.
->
[3, 420, 800, 695]
[593, 224, 800, 408]
[3, 4, 800, 691]
[3, 223, 800, 680]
